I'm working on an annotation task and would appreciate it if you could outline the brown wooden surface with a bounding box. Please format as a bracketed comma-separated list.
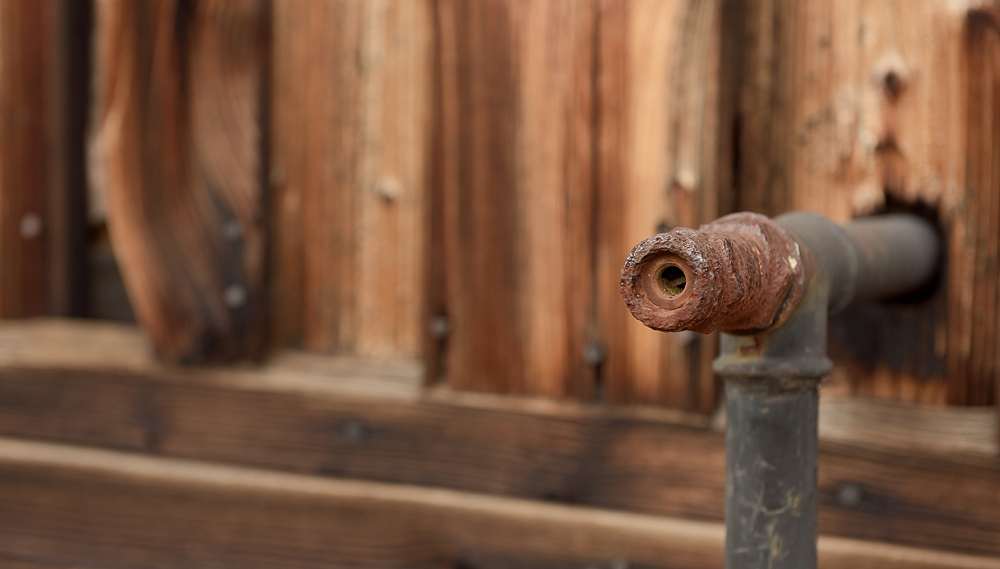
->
[429, 0, 596, 397]
[595, 0, 728, 409]
[0, 0, 59, 318]
[0, 555, 85, 569]
[428, 0, 727, 406]
[89, 0, 268, 363]
[5, 437, 999, 569]
[734, 0, 998, 406]
[270, 0, 431, 358]
[76, 0, 1000, 411]
[1, 320, 997, 557]
[964, 6, 1000, 422]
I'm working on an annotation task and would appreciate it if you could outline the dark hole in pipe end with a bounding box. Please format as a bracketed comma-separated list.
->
[657, 265, 687, 298]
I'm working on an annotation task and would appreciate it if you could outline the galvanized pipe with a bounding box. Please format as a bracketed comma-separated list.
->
[620, 211, 940, 569]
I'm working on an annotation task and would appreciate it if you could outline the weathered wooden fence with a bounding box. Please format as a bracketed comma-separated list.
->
[1, 0, 998, 414]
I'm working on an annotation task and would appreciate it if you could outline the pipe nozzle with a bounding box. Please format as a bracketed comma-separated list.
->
[620, 213, 806, 334]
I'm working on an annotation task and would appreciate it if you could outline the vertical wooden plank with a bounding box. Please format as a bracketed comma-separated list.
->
[432, 0, 597, 397]
[597, 0, 725, 410]
[0, 0, 97, 321]
[516, 0, 597, 398]
[270, 0, 432, 358]
[425, 0, 454, 384]
[0, 1, 54, 318]
[354, 2, 432, 358]
[964, 6, 1000, 416]
[267, 1, 305, 348]
[91, 0, 268, 362]
[301, 0, 361, 354]
[594, 0, 631, 403]
[736, 0, 796, 216]
[433, 0, 519, 392]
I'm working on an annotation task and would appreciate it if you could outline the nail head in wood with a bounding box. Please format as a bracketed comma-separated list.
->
[19, 213, 43, 239]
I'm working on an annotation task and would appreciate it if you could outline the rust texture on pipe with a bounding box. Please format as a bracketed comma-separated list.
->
[620, 213, 806, 334]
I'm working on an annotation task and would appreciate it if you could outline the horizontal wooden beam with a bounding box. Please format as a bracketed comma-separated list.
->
[0, 320, 997, 557]
[3, 437, 999, 569]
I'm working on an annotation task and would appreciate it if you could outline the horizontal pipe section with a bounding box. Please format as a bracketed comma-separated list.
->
[842, 214, 941, 303]
[621, 212, 941, 334]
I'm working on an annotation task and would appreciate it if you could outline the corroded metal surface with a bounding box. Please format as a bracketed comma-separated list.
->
[620, 212, 806, 334]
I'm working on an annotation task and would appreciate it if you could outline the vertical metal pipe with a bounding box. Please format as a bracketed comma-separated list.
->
[724, 378, 819, 569]
[716, 280, 829, 569]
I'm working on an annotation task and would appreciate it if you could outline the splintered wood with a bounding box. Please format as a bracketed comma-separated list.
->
[90, 0, 268, 363]
[736, 0, 998, 406]
[270, 0, 431, 359]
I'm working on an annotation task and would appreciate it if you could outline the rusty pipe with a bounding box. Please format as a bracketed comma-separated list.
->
[620, 211, 939, 335]
[620, 211, 941, 569]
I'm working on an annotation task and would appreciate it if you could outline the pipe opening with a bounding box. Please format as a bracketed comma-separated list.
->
[657, 265, 687, 298]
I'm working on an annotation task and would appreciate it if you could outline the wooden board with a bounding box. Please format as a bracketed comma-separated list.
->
[734, 0, 998, 406]
[595, 0, 729, 410]
[89, 0, 268, 362]
[0, 1, 88, 318]
[429, 0, 597, 397]
[0, 555, 86, 569]
[3, 437, 999, 569]
[0, 0, 51, 318]
[964, 5, 1000, 422]
[270, 0, 432, 358]
[0, 320, 997, 557]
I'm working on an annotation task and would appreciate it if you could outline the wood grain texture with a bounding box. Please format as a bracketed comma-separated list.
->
[1, 320, 997, 557]
[270, 0, 431, 358]
[89, 0, 268, 363]
[431, 0, 597, 397]
[595, 0, 726, 409]
[0, 554, 89, 569]
[0, 0, 56, 318]
[430, 0, 728, 405]
[5, 438, 1000, 569]
[964, 5, 1000, 417]
[735, 0, 999, 406]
